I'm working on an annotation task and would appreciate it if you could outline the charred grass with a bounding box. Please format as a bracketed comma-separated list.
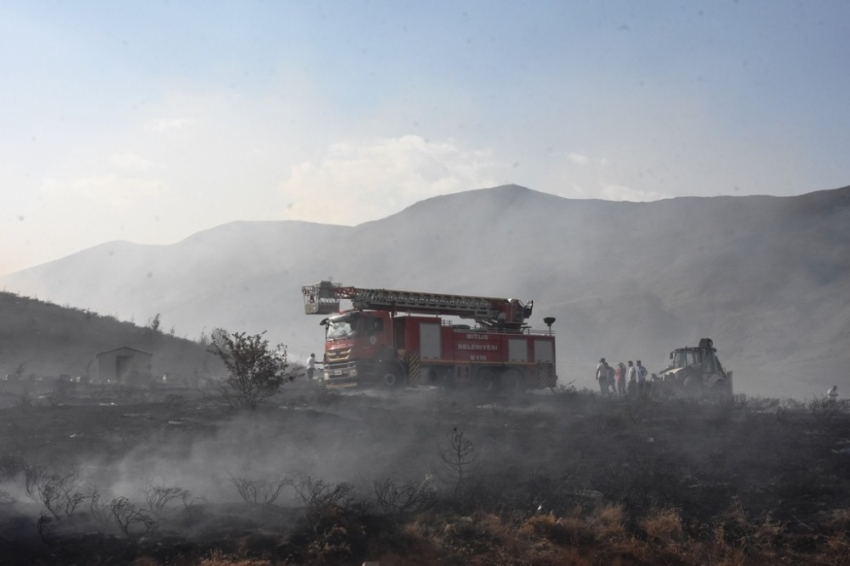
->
[1, 387, 849, 564]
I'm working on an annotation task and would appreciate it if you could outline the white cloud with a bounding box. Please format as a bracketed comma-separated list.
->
[278, 135, 506, 225]
[110, 153, 154, 171]
[568, 153, 589, 166]
[145, 118, 192, 132]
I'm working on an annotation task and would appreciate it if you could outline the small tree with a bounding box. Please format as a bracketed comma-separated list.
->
[209, 329, 288, 409]
[148, 313, 161, 333]
[438, 427, 478, 496]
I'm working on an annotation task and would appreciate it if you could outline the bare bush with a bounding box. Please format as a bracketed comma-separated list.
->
[110, 496, 158, 537]
[438, 428, 478, 496]
[23, 462, 47, 499]
[808, 397, 849, 434]
[89, 489, 112, 528]
[290, 475, 368, 564]
[227, 473, 290, 505]
[26, 465, 89, 519]
[373, 476, 436, 515]
[144, 484, 191, 515]
[209, 329, 289, 410]
[291, 474, 359, 533]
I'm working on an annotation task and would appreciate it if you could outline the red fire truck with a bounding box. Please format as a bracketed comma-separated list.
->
[302, 281, 556, 391]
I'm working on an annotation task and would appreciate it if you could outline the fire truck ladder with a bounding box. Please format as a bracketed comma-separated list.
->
[302, 281, 531, 328]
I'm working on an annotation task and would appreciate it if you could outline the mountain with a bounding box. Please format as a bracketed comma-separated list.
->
[3, 185, 849, 397]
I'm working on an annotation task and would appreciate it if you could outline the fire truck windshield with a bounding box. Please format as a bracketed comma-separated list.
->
[326, 314, 358, 340]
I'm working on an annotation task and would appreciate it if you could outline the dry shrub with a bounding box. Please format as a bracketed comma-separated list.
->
[522, 546, 592, 566]
[642, 507, 685, 543]
[590, 503, 626, 540]
[750, 514, 785, 550]
[199, 550, 272, 566]
[373, 550, 438, 566]
[373, 477, 436, 515]
[823, 532, 850, 560]
[612, 535, 654, 563]
[474, 513, 523, 561]
[110, 496, 158, 537]
[402, 513, 444, 543]
[716, 550, 747, 566]
[374, 519, 444, 566]
[227, 473, 290, 505]
[825, 508, 850, 529]
[429, 512, 512, 559]
[306, 523, 359, 565]
[519, 511, 591, 546]
[709, 525, 747, 566]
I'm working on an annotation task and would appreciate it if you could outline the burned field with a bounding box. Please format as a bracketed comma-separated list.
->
[2, 385, 850, 565]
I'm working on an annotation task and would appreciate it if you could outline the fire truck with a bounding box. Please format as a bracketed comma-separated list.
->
[302, 281, 557, 391]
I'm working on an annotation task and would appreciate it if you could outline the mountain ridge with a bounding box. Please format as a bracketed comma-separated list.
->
[3, 184, 848, 397]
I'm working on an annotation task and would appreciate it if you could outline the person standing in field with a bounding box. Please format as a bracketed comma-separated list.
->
[306, 353, 317, 380]
[828, 385, 839, 401]
[596, 358, 611, 395]
[627, 361, 637, 396]
[636, 360, 648, 397]
[616, 362, 626, 396]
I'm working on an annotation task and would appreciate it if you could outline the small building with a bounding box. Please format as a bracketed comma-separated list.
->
[96, 347, 152, 385]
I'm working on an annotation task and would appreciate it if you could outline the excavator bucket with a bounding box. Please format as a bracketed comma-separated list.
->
[302, 281, 341, 314]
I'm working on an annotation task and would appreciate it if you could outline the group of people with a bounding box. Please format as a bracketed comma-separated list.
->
[595, 357, 649, 397]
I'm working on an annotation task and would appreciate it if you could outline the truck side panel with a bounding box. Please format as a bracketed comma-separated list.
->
[419, 322, 441, 359]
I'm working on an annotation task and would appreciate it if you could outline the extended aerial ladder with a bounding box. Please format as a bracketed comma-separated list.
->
[302, 281, 533, 330]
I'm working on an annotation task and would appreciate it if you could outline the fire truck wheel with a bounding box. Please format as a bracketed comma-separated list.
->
[501, 369, 525, 395]
[474, 367, 498, 392]
[380, 362, 406, 388]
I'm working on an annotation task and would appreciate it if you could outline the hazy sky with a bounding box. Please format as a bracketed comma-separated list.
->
[2, 1, 848, 275]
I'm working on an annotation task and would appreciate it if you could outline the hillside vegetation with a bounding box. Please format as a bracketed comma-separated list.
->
[0, 291, 215, 385]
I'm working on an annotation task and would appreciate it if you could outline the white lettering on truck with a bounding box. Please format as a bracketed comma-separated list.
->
[458, 343, 498, 351]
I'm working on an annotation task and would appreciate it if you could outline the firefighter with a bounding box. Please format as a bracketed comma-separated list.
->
[306, 353, 316, 380]
[616, 362, 626, 396]
[828, 385, 839, 401]
[596, 358, 611, 395]
[626, 361, 637, 396]
[636, 360, 648, 397]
